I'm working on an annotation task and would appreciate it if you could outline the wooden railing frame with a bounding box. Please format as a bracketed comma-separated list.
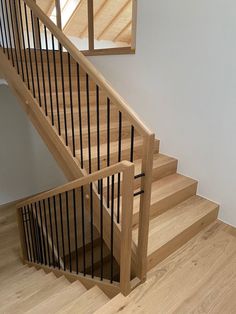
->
[17, 161, 135, 296]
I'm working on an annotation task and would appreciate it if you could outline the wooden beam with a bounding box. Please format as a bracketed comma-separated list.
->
[80, 0, 108, 38]
[131, 0, 137, 50]
[113, 20, 132, 42]
[97, 0, 130, 40]
[87, 0, 94, 51]
[63, 0, 86, 33]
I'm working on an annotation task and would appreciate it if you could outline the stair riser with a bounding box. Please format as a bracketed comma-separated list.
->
[132, 182, 198, 228]
[147, 207, 219, 271]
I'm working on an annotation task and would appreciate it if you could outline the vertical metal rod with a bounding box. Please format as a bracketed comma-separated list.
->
[86, 73, 92, 173]
[110, 175, 115, 283]
[77, 64, 84, 168]
[37, 18, 48, 115]
[13, 0, 25, 80]
[31, 204, 39, 262]
[107, 98, 111, 207]
[35, 202, 43, 263]
[38, 201, 47, 265]
[0, 0, 9, 59]
[44, 26, 54, 125]
[59, 43, 68, 145]
[43, 199, 51, 266]
[73, 189, 79, 274]
[96, 85, 101, 192]
[117, 111, 122, 223]
[18, 0, 30, 89]
[90, 183, 94, 277]
[8, 0, 19, 73]
[26, 205, 34, 262]
[30, 10, 41, 106]
[21, 208, 29, 261]
[81, 186, 86, 275]
[0, 11, 6, 53]
[4, 0, 14, 66]
[68, 53, 76, 156]
[130, 125, 135, 162]
[53, 196, 60, 269]
[100, 179, 103, 280]
[48, 198, 55, 267]
[24, 206, 32, 262]
[24, 3, 35, 97]
[66, 191, 72, 272]
[52, 34, 61, 134]
[59, 193, 66, 270]
[28, 205, 36, 263]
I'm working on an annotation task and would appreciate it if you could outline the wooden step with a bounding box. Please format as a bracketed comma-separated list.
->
[81, 138, 160, 173]
[104, 153, 178, 198]
[1, 272, 58, 313]
[10, 275, 70, 313]
[132, 173, 198, 228]
[26, 281, 86, 313]
[57, 286, 109, 314]
[133, 195, 219, 270]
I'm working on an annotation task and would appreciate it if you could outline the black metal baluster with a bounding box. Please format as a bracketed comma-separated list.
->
[117, 111, 122, 223]
[35, 202, 43, 264]
[77, 64, 84, 168]
[100, 179, 103, 280]
[21, 208, 29, 261]
[73, 189, 79, 274]
[24, 206, 32, 262]
[130, 125, 134, 162]
[96, 85, 101, 192]
[44, 26, 54, 125]
[30, 10, 41, 106]
[4, 0, 14, 66]
[26, 205, 34, 262]
[59, 43, 68, 145]
[68, 53, 76, 156]
[81, 186, 86, 275]
[59, 193, 66, 270]
[38, 201, 47, 265]
[24, 3, 35, 97]
[0, 0, 9, 59]
[28, 204, 36, 263]
[37, 18, 48, 115]
[43, 199, 51, 266]
[90, 183, 94, 278]
[0, 11, 6, 53]
[86, 73, 92, 174]
[66, 191, 72, 272]
[107, 98, 111, 207]
[52, 34, 61, 134]
[31, 204, 39, 263]
[110, 175, 115, 283]
[8, 0, 19, 73]
[48, 198, 55, 267]
[53, 196, 60, 269]
[13, 0, 24, 80]
[18, 0, 29, 89]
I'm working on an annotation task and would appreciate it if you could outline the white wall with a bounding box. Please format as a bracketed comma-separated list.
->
[89, 0, 236, 227]
[0, 85, 66, 205]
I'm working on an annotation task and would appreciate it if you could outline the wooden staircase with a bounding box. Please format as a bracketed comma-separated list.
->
[0, 264, 109, 313]
[0, 0, 219, 303]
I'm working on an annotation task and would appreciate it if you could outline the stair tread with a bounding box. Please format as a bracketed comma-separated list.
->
[133, 195, 219, 256]
[26, 281, 86, 313]
[57, 286, 109, 314]
[133, 173, 198, 215]
[10, 275, 70, 313]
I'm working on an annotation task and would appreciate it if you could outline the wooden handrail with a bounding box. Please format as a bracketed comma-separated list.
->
[17, 161, 133, 209]
[23, 0, 153, 137]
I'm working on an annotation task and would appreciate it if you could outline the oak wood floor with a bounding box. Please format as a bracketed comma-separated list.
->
[1, 203, 236, 313]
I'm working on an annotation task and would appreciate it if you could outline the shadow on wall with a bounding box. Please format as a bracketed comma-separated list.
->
[0, 84, 66, 206]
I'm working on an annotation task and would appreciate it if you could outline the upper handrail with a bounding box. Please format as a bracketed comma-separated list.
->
[23, 0, 153, 138]
[17, 161, 133, 209]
